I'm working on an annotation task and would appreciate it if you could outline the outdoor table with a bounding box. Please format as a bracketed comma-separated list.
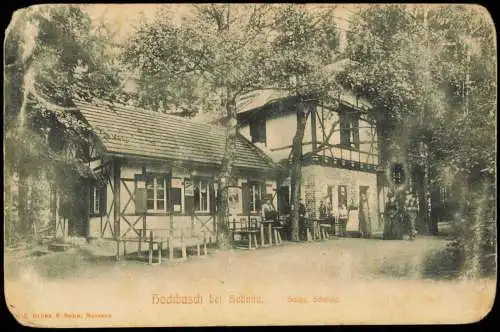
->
[310, 219, 321, 240]
[261, 220, 275, 246]
[319, 224, 331, 239]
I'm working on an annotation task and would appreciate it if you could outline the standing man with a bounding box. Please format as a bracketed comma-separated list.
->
[319, 200, 327, 220]
[298, 198, 307, 240]
[261, 198, 274, 220]
[383, 191, 398, 240]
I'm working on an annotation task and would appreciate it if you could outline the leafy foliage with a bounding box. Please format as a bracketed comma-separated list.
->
[4, 5, 127, 243]
[341, 4, 496, 277]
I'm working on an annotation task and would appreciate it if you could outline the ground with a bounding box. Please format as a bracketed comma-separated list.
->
[4, 231, 496, 327]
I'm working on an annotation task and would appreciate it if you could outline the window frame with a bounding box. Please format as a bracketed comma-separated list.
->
[194, 178, 211, 213]
[248, 181, 263, 214]
[249, 117, 267, 145]
[146, 175, 168, 213]
[93, 186, 100, 214]
[340, 111, 360, 150]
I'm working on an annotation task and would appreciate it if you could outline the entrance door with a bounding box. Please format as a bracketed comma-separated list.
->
[277, 186, 290, 215]
[359, 186, 371, 236]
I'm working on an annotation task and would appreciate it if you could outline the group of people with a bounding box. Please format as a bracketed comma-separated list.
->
[261, 198, 321, 241]
[262, 190, 419, 242]
[383, 191, 419, 240]
[318, 200, 349, 237]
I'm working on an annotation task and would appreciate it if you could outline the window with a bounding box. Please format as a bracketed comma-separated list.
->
[340, 111, 360, 150]
[93, 187, 100, 214]
[194, 180, 210, 212]
[146, 176, 167, 212]
[249, 118, 266, 145]
[90, 184, 105, 216]
[391, 163, 406, 186]
[249, 182, 262, 213]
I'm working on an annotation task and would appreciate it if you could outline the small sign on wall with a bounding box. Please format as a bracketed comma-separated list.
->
[184, 180, 194, 196]
[266, 184, 275, 194]
[172, 178, 183, 188]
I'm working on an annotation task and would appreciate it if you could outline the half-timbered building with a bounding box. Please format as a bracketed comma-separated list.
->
[53, 99, 281, 255]
[235, 89, 384, 235]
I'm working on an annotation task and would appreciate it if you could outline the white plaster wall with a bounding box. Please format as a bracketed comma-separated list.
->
[239, 124, 251, 141]
[266, 113, 296, 150]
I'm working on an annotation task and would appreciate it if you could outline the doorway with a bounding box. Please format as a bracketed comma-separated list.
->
[359, 186, 372, 236]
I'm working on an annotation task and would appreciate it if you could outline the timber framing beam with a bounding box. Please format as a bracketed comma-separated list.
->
[113, 158, 121, 241]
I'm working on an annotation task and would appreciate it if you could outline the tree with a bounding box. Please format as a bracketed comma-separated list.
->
[124, 4, 279, 249]
[4, 4, 125, 244]
[265, 4, 341, 241]
[340, 4, 495, 276]
[123, 4, 342, 245]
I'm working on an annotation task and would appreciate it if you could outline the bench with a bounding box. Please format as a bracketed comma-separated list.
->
[272, 226, 284, 245]
[231, 217, 261, 250]
[119, 229, 208, 265]
[319, 224, 332, 240]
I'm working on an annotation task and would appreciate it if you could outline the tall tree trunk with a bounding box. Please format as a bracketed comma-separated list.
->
[216, 94, 238, 250]
[17, 164, 31, 239]
[290, 103, 309, 242]
[4, 165, 14, 247]
[415, 165, 431, 234]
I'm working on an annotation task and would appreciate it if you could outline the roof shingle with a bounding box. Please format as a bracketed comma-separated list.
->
[74, 99, 278, 172]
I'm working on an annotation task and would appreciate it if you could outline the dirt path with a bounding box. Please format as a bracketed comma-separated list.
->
[5, 237, 495, 326]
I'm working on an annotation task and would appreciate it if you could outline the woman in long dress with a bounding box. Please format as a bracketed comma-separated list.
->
[383, 192, 398, 239]
[359, 192, 372, 238]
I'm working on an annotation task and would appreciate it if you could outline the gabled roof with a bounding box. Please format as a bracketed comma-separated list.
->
[236, 88, 373, 114]
[235, 59, 373, 114]
[74, 99, 279, 172]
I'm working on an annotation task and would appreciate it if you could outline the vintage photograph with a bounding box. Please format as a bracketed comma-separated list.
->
[4, 3, 496, 327]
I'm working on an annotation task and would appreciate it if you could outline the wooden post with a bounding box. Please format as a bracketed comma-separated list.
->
[168, 235, 174, 261]
[311, 104, 317, 152]
[158, 241, 162, 264]
[260, 223, 265, 246]
[123, 241, 127, 258]
[181, 229, 186, 259]
[203, 232, 207, 255]
[84, 181, 90, 238]
[191, 214, 195, 237]
[116, 240, 120, 261]
[148, 231, 153, 265]
[268, 223, 273, 245]
[113, 158, 121, 252]
[138, 229, 143, 258]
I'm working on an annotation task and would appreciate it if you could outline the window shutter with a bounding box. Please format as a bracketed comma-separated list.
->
[184, 178, 194, 215]
[327, 186, 333, 206]
[351, 115, 360, 149]
[242, 182, 250, 215]
[340, 112, 349, 147]
[89, 184, 95, 214]
[338, 185, 347, 207]
[255, 183, 263, 212]
[99, 185, 107, 217]
[209, 182, 216, 215]
[261, 183, 267, 204]
[134, 174, 147, 214]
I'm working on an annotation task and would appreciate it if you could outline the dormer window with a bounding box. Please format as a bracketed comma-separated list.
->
[249, 118, 266, 145]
